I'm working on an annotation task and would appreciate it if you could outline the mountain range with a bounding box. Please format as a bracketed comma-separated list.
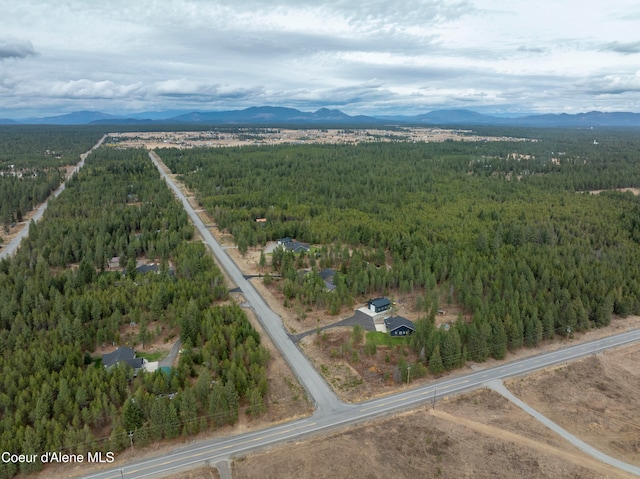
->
[2, 106, 640, 128]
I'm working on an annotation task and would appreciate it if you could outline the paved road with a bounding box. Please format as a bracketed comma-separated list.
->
[149, 152, 343, 414]
[0, 135, 106, 260]
[73, 151, 640, 479]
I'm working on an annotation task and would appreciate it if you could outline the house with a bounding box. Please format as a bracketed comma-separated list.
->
[384, 316, 416, 337]
[277, 237, 310, 253]
[368, 297, 391, 313]
[122, 263, 167, 276]
[102, 347, 147, 373]
[135, 264, 159, 274]
[318, 268, 336, 292]
[108, 256, 120, 269]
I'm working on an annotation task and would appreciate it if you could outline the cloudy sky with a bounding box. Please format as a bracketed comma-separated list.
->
[1, 0, 639, 118]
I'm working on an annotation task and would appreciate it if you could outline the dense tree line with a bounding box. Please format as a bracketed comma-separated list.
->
[0, 169, 64, 234]
[0, 125, 106, 169]
[160, 129, 640, 373]
[0, 126, 106, 236]
[0, 148, 268, 478]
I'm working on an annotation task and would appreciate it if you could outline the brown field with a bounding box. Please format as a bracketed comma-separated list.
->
[233, 344, 640, 479]
[108, 127, 534, 150]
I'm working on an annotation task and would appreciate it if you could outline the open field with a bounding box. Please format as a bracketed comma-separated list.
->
[107, 127, 534, 150]
[232, 344, 640, 479]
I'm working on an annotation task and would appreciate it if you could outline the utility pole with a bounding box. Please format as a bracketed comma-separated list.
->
[432, 387, 437, 410]
[406, 364, 412, 386]
[128, 431, 134, 450]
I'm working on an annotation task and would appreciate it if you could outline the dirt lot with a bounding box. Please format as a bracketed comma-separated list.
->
[507, 344, 640, 465]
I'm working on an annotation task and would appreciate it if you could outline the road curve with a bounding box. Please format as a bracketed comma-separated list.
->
[0, 134, 107, 260]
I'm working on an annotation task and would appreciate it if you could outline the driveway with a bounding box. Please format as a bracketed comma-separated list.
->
[290, 310, 375, 343]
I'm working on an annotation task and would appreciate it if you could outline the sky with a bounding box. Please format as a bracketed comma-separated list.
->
[1, 0, 639, 118]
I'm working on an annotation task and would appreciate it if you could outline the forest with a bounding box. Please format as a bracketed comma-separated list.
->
[160, 128, 640, 370]
[0, 126, 105, 237]
[0, 147, 268, 478]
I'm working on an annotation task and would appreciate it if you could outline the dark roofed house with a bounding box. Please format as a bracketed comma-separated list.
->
[122, 264, 162, 276]
[318, 268, 336, 291]
[136, 264, 159, 274]
[102, 347, 146, 373]
[384, 316, 416, 337]
[286, 241, 310, 253]
[277, 237, 310, 253]
[368, 297, 391, 313]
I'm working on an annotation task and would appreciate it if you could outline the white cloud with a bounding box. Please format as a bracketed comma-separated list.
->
[1, 0, 639, 116]
[48, 80, 144, 99]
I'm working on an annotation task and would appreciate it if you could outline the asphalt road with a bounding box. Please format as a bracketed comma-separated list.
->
[0, 135, 106, 260]
[148, 152, 343, 414]
[73, 151, 640, 479]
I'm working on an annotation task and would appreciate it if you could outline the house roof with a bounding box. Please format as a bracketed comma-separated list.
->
[318, 268, 335, 281]
[284, 240, 310, 252]
[102, 347, 136, 368]
[384, 316, 416, 332]
[123, 358, 145, 369]
[136, 264, 159, 274]
[277, 237, 292, 244]
[369, 297, 391, 308]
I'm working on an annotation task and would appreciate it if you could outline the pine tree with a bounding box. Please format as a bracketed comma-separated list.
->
[429, 345, 444, 375]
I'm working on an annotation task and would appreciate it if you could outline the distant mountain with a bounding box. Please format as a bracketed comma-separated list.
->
[168, 106, 379, 125]
[513, 111, 640, 127]
[2, 107, 640, 127]
[24, 110, 123, 125]
[0, 118, 17, 124]
[384, 109, 640, 128]
[405, 109, 503, 125]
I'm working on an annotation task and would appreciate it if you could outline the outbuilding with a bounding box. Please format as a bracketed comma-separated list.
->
[368, 297, 391, 313]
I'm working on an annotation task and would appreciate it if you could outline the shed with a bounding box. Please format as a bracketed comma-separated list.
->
[368, 297, 391, 313]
